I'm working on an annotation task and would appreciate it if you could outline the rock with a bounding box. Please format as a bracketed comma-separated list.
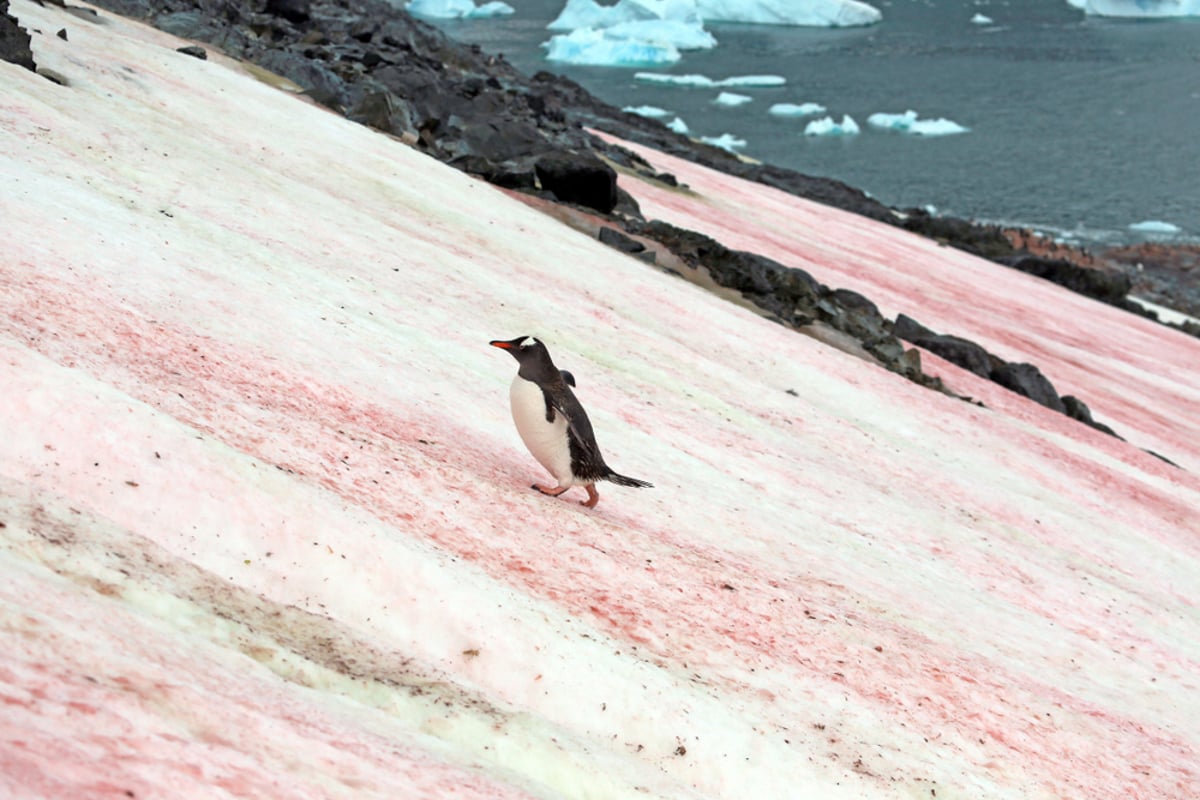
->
[892, 314, 935, 342]
[598, 227, 646, 255]
[534, 151, 617, 214]
[265, 0, 310, 24]
[177, 44, 208, 59]
[901, 209, 1016, 261]
[255, 48, 347, 109]
[918, 334, 994, 379]
[990, 362, 1066, 413]
[0, 0, 36, 72]
[999, 254, 1132, 307]
[1062, 395, 1118, 438]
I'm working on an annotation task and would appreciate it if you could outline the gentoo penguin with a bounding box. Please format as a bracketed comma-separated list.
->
[490, 336, 652, 508]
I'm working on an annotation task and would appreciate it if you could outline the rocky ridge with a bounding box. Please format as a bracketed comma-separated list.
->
[3, 0, 1191, 454]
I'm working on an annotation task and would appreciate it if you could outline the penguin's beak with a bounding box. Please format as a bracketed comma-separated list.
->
[489, 339, 514, 350]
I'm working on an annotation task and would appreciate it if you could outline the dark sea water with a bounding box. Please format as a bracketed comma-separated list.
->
[422, 0, 1200, 246]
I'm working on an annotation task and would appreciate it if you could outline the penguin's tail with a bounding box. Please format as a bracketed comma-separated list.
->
[605, 471, 653, 489]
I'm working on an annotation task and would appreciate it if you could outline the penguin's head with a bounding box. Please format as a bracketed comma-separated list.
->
[489, 336, 559, 381]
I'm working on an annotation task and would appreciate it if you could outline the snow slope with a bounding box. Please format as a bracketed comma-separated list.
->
[3, 2, 1199, 798]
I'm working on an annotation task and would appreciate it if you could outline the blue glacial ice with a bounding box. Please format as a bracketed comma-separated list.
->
[407, 0, 513, 18]
[667, 117, 690, 133]
[544, 28, 682, 65]
[1067, 0, 1200, 18]
[804, 115, 860, 136]
[867, 110, 969, 136]
[713, 92, 753, 106]
[545, 0, 716, 67]
[769, 102, 826, 117]
[634, 72, 786, 87]
[694, 0, 882, 26]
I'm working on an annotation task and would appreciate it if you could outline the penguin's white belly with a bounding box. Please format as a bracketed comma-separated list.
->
[509, 375, 575, 486]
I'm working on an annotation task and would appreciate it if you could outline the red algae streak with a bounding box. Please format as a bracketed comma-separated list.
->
[595, 132, 1200, 472]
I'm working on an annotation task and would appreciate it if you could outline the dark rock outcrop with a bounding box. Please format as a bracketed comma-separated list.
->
[1, 0, 36, 72]
[534, 151, 617, 214]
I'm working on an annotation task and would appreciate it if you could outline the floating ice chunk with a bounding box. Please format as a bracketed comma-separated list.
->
[714, 92, 752, 106]
[544, 28, 681, 65]
[700, 133, 747, 151]
[804, 115, 860, 136]
[547, 0, 716, 54]
[622, 105, 674, 118]
[605, 19, 718, 49]
[549, 0, 703, 30]
[718, 74, 786, 87]
[1129, 220, 1181, 234]
[769, 102, 826, 117]
[970, 12, 993, 23]
[634, 72, 786, 87]
[1078, 0, 1200, 18]
[667, 116, 690, 133]
[407, 0, 514, 18]
[694, 0, 882, 26]
[867, 110, 969, 135]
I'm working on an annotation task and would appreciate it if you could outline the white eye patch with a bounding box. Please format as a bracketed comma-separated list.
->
[520, 336, 540, 348]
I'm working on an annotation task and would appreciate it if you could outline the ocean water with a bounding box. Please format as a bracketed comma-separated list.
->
[421, 0, 1200, 246]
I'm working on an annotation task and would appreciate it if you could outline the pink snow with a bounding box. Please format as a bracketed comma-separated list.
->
[2, 1, 1198, 798]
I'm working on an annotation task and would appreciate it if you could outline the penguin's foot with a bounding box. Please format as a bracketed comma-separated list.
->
[532, 483, 570, 498]
[581, 484, 600, 508]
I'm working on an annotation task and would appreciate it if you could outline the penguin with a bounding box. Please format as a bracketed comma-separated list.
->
[489, 335, 653, 508]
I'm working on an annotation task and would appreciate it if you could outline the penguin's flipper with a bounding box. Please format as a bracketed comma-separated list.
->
[559, 370, 576, 388]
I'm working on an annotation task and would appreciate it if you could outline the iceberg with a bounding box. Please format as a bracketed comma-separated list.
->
[804, 115, 860, 136]
[667, 116, 690, 133]
[407, 0, 514, 18]
[544, 28, 682, 65]
[1074, 0, 1200, 17]
[634, 72, 786, 87]
[700, 133, 748, 151]
[867, 110, 970, 136]
[1129, 220, 1182, 234]
[694, 0, 882, 26]
[544, 0, 717, 66]
[713, 92, 752, 106]
[970, 12, 993, 23]
[769, 102, 826, 117]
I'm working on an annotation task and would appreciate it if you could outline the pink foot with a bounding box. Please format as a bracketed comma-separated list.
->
[581, 484, 599, 508]
[532, 483, 570, 497]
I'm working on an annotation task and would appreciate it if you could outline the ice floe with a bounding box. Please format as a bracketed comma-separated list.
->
[622, 104, 675, 118]
[804, 114, 860, 136]
[713, 92, 752, 106]
[867, 110, 970, 136]
[634, 71, 786, 87]
[769, 101, 827, 117]
[667, 116, 690, 133]
[699, 133, 748, 151]
[970, 12, 993, 23]
[1129, 220, 1182, 234]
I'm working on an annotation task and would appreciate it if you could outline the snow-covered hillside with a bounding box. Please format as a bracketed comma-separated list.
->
[2, 1, 1198, 798]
